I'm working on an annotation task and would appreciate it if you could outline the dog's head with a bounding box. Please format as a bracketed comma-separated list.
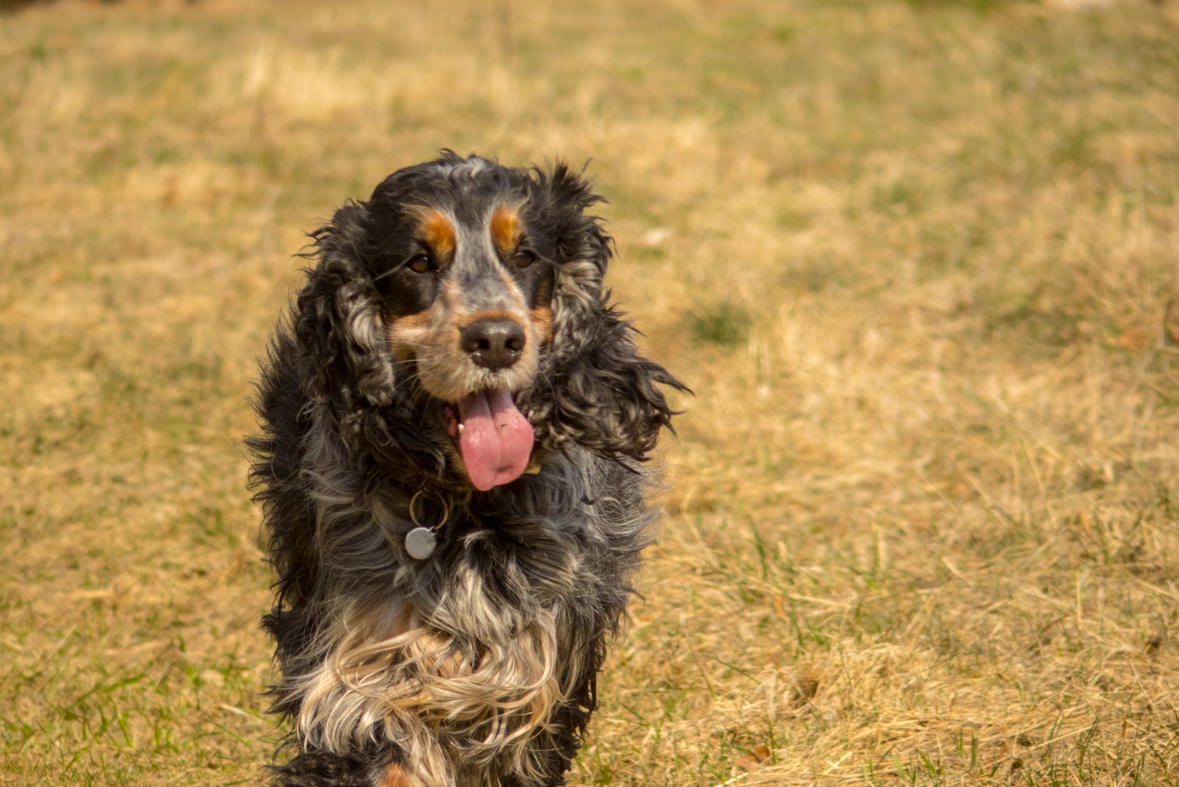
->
[292, 152, 686, 490]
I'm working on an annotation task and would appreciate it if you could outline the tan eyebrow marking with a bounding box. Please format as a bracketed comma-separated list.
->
[419, 210, 455, 258]
[490, 205, 524, 254]
[530, 305, 553, 344]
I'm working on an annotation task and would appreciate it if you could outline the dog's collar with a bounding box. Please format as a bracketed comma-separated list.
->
[405, 456, 545, 559]
[405, 491, 448, 560]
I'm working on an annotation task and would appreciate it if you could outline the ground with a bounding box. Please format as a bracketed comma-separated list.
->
[2, 0, 1178, 785]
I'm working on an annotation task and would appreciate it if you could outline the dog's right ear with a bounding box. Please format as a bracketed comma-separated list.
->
[293, 202, 395, 432]
[525, 164, 690, 461]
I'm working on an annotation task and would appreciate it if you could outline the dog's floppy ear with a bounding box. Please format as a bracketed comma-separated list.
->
[293, 202, 395, 435]
[528, 164, 689, 461]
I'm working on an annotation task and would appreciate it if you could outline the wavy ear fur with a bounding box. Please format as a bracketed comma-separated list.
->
[294, 202, 395, 439]
[523, 164, 689, 461]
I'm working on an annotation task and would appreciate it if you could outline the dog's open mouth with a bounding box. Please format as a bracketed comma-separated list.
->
[444, 389, 534, 491]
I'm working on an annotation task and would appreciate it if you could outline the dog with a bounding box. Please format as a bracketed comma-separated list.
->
[248, 152, 686, 787]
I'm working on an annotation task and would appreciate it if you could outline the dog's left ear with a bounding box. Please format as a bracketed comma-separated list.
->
[526, 164, 689, 461]
[293, 203, 395, 434]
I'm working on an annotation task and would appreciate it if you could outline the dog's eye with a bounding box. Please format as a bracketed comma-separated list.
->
[408, 254, 434, 274]
[513, 250, 536, 269]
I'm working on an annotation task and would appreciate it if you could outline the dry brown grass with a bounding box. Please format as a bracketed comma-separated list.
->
[3, 0, 1179, 785]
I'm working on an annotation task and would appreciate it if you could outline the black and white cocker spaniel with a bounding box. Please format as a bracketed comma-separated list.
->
[248, 152, 686, 787]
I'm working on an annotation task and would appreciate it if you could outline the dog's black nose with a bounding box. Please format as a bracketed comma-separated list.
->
[461, 319, 526, 370]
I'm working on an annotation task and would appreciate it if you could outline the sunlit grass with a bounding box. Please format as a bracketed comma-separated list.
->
[2, 0, 1178, 785]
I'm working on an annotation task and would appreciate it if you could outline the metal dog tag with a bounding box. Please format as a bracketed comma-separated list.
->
[405, 527, 437, 560]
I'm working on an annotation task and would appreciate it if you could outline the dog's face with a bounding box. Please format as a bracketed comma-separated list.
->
[294, 153, 684, 491]
[364, 163, 557, 490]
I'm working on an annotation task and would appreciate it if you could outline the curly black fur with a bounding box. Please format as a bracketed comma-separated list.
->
[248, 153, 686, 787]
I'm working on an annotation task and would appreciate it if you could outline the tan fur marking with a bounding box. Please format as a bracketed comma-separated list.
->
[394, 602, 415, 632]
[390, 312, 432, 330]
[420, 210, 455, 258]
[457, 310, 523, 330]
[490, 205, 523, 253]
[530, 306, 553, 344]
[387, 311, 434, 362]
[379, 764, 412, 787]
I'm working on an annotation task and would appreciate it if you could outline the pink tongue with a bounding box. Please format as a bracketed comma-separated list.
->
[457, 389, 535, 491]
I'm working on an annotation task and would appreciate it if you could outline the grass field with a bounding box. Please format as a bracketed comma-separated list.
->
[3, 0, 1179, 784]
